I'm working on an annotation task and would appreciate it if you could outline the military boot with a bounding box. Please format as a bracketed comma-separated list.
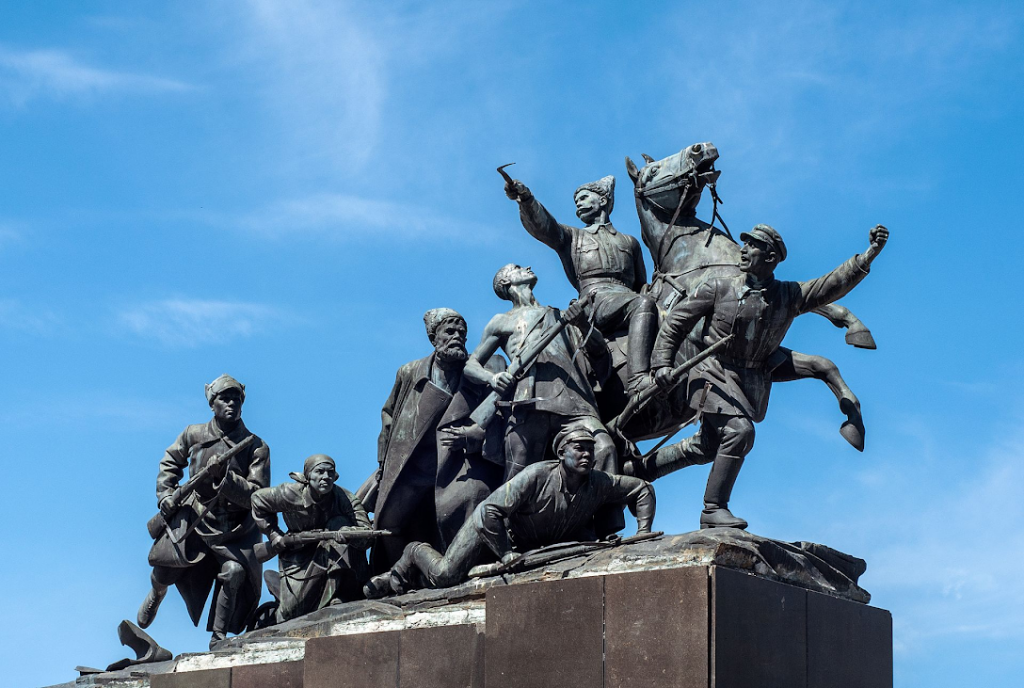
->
[624, 429, 714, 481]
[625, 310, 658, 395]
[136, 585, 167, 629]
[700, 455, 748, 530]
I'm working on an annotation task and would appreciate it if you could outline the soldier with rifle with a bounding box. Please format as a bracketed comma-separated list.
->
[462, 264, 614, 481]
[251, 455, 382, 622]
[137, 374, 270, 649]
[363, 424, 655, 598]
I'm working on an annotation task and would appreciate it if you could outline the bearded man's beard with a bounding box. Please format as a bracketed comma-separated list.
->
[436, 343, 468, 363]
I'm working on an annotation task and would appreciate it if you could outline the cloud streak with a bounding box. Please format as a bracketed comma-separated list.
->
[211, 0, 387, 172]
[201, 192, 494, 243]
[0, 43, 191, 105]
[116, 298, 284, 348]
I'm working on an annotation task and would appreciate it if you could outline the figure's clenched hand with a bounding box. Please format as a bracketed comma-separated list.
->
[504, 179, 531, 202]
[491, 371, 513, 393]
[870, 224, 889, 251]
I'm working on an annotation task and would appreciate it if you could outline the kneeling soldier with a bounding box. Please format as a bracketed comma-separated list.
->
[251, 455, 372, 622]
[364, 424, 655, 597]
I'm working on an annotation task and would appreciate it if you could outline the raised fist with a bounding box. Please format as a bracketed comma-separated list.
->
[869, 224, 889, 251]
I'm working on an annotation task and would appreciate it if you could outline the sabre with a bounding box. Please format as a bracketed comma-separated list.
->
[498, 163, 523, 201]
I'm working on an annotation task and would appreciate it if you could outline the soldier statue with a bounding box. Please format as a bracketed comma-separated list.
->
[370, 308, 505, 572]
[137, 374, 270, 649]
[651, 224, 889, 530]
[363, 423, 655, 597]
[463, 264, 616, 480]
[505, 175, 659, 394]
[251, 454, 371, 622]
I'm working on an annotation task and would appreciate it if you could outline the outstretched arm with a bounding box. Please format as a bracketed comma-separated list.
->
[798, 225, 889, 314]
[506, 179, 570, 252]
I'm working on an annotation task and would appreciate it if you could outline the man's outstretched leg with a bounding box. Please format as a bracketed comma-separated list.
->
[137, 566, 180, 629]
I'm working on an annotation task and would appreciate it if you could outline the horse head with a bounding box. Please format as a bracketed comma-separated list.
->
[626, 142, 720, 218]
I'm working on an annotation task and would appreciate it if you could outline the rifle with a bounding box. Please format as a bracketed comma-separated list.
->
[469, 293, 593, 429]
[468, 531, 663, 579]
[607, 335, 734, 434]
[254, 528, 394, 563]
[146, 435, 256, 540]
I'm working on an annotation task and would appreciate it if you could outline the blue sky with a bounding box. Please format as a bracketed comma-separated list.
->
[1, 1, 1021, 686]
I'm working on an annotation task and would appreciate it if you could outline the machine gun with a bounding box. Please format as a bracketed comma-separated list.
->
[254, 528, 394, 563]
[146, 435, 255, 539]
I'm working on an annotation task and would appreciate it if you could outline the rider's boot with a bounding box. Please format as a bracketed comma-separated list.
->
[700, 455, 748, 530]
[626, 309, 658, 395]
[137, 583, 168, 629]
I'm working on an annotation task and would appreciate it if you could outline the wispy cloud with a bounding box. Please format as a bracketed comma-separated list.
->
[202, 192, 493, 243]
[0, 298, 64, 334]
[116, 298, 284, 348]
[856, 421, 1024, 651]
[211, 0, 386, 172]
[0, 43, 191, 106]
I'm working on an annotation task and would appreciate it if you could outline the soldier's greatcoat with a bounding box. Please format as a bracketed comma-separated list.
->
[372, 353, 505, 571]
[148, 419, 269, 633]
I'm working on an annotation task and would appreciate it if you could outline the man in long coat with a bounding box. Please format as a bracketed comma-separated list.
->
[138, 374, 270, 648]
[371, 308, 505, 572]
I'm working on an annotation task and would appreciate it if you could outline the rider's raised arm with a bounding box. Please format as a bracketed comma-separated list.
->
[514, 186, 570, 252]
[650, 279, 717, 369]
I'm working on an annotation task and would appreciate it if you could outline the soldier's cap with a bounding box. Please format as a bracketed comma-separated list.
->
[552, 423, 597, 454]
[574, 175, 615, 213]
[205, 374, 245, 404]
[290, 454, 338, 484]
[739, 224, 787, 262]
[423, 307, 465, 343]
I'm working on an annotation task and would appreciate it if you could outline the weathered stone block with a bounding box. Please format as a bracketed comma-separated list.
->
[304, 630, 399, 688]
[485, 576, 604, 688]
[807, 590, 893, 688]
[605, 567, 709, 688]
[399, 624, 484, 688]
[151, 668, 231, 688]
[712, 566, 807, 688]
[233, 660, 304, 688]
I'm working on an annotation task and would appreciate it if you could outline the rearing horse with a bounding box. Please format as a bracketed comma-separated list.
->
[614, 142, 868, 454]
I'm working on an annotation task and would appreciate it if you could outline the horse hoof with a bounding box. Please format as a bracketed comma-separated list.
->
[840, 421, 865, 451]
[839, 397, 865, 451]
[845, 327, 877, 349]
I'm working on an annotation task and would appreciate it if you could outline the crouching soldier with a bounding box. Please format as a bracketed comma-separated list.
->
[251, 455, 372, 622]
[363, 424, 655, 597]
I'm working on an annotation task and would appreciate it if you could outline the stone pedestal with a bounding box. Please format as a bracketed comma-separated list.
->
[49, 533, 891, 688]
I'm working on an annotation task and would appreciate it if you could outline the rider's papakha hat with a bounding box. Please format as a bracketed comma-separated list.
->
[205, 374, 245, 404]
[574, 176, 615, 212]
[552, 423, 597, 454]
[740, 224, 788, 262]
